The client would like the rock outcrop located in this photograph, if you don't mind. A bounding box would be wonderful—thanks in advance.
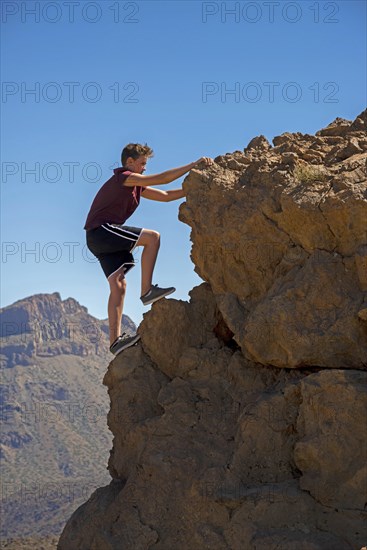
[58,110,367,550]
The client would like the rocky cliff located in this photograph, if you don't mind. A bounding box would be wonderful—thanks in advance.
[58,110,367,550]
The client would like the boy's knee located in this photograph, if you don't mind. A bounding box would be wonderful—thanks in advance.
[109,271,127,292]
[146,230,160,246]
[136,229,160,247]
[148,229,159,239]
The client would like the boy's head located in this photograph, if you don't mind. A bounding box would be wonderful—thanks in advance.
[121,143,154,174]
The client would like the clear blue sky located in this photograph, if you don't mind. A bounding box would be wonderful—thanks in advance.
[1,0,366,327]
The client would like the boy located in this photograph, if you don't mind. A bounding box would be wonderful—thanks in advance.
[84,143,214,355]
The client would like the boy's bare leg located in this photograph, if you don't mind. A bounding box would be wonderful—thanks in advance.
[106,230,159,345]
[107,268,127,346]
[134,229,160,296]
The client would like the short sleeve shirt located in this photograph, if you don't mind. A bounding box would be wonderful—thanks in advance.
[83,167,146,231]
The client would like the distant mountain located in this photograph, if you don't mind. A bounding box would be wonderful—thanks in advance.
[0,291,136,366]
[0,292,136,541]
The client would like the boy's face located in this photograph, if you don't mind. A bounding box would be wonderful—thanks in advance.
[126,155,148,174]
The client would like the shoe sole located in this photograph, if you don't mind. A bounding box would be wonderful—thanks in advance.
[110,334,141,356]
[141,288,176,306]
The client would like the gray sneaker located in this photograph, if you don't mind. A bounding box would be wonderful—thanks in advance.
[140,284,176,306]
[109,332,141,355]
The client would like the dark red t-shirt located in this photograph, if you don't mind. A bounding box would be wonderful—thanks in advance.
[83,167,146,231]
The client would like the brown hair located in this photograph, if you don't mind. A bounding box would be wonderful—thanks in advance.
[121,143,154,166]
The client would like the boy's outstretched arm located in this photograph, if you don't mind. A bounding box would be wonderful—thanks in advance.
[125,157,214,187]
[140,186,185,202]
[165,188,186,202]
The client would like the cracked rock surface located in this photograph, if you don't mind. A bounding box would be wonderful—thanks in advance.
[58,110,367,550]
[179,109,367,368]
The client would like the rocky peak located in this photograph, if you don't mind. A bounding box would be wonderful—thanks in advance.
[0,293,134,365]
[58,110,367,550]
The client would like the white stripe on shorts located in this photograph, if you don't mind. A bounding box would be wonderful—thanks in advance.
[101,224,137,241]
[105,223,141,238]
[130,231,143,253]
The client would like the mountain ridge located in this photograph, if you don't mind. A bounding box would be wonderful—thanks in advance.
[0,291,136,366]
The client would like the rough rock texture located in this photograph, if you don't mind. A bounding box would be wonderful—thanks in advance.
[180,111,367,369]
[58,110,367,550]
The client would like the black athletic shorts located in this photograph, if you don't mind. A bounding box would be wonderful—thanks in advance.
[86,223,144,279]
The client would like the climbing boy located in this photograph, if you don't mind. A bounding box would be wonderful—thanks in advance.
[84,143,214,355]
